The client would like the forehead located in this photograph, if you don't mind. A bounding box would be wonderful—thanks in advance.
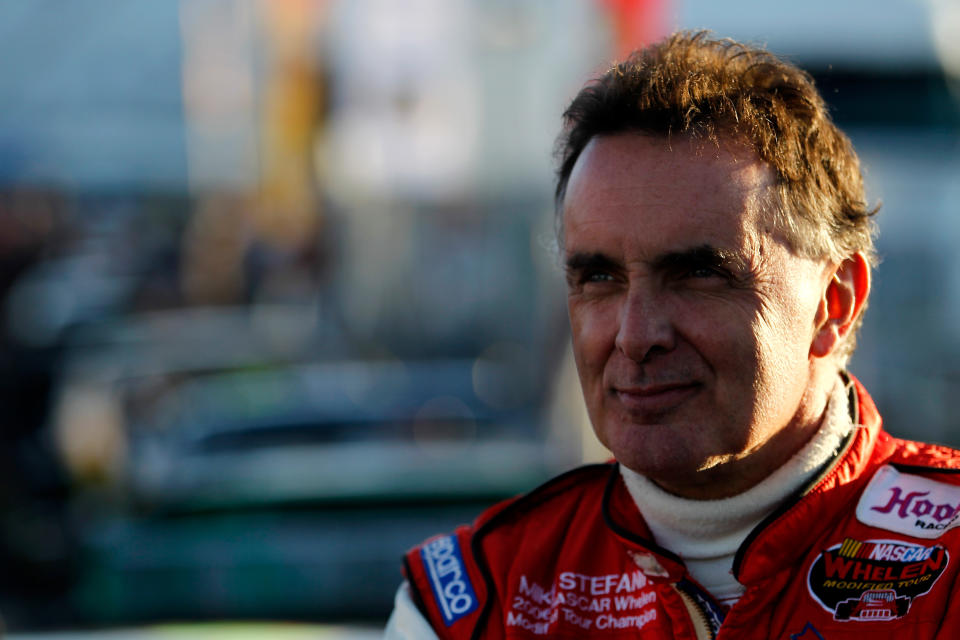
[562,134,776,255]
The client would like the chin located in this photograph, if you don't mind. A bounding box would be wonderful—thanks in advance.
[608,440,706,479]
[617,454,703,481]
[599,418,703,470]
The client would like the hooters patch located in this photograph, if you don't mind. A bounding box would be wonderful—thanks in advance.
[856,465,960,538]
[806,537,948,621]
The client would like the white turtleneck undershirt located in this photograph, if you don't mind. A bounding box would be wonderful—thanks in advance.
[619,378,854,607]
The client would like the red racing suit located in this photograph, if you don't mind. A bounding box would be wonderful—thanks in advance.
[403,378,960,639]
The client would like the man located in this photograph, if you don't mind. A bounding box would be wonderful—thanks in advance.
[385,31,960,638]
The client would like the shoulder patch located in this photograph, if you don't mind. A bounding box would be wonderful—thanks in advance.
[420,534,479,626]
[856,465,960,538]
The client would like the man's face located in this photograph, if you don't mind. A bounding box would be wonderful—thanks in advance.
[563,133,833,498]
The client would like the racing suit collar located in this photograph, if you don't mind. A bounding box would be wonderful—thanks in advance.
[733,375,891,584]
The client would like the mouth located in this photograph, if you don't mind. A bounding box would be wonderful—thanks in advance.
[612,382,701,414]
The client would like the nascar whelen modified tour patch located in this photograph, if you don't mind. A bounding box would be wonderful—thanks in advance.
[806,537,948,621]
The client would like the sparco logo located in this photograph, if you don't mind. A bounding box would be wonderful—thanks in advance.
[856,466,960,539]
[421,534,478,625]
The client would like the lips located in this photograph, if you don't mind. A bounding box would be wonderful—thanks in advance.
[613,381,700,414]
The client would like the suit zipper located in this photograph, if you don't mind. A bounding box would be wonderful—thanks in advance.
[672,584,717,640]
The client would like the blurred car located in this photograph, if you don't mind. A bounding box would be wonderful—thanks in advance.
[7,622,383,640]
[41,308,565,628]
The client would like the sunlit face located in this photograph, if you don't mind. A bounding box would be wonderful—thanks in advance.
[563,134,833,498]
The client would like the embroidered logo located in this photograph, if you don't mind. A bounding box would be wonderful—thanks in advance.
[789,622,826,640]
[505,569,658,634]
[806,537,948,621]
[421,534,478,625]
[856,465,960,538]
[627,550,669,578]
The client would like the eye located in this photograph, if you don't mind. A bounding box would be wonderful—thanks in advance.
[687,266,723,279]
[564,253,622,291]
[583,270,615,284]
[565,268,617,292]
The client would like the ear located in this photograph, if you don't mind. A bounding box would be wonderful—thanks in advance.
[810,252,871,359]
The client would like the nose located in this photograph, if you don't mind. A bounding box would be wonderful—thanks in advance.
[614,286,676,362]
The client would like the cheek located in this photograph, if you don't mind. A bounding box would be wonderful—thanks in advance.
[567,299,618,380]
[764,254,826,352]
[765,282,822,364]
[679,297,762,371]
[748,286,822,411]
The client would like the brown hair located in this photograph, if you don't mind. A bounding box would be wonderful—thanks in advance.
[556,31,876,259]
[555,31,877,358]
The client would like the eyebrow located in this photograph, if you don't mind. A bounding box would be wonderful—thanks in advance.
[565,244,750,279]
[652,244,748,274]
[564,252,620,275]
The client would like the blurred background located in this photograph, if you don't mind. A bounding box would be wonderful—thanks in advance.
[1,0,959,637]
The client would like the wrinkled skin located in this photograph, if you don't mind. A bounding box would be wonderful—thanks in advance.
[562,133,844,499]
